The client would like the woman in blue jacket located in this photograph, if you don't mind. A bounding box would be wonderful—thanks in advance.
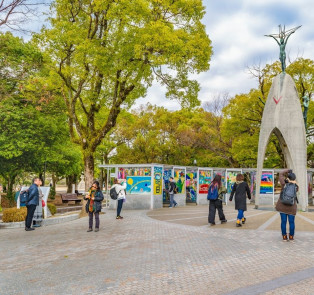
[85,181,104,232]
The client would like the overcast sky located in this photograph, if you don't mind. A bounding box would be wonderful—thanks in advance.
[14,0,314,110]
[137,0,314,110]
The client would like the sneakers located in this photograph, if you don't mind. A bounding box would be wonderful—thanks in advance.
[221,220,227,224]
[87,228,93,232]
[25,227,35,231]
[236,220,242,227]
[174,203,177,207]
[209,223,215,226]
[116,216,124,219]
[242,217,246,224]
[289,234,294,241]
[282,234,288,241]
[94,228,99,232]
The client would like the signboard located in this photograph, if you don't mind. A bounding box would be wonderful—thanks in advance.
[153,166,162,195]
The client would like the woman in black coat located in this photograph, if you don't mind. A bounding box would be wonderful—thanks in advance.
[85,181,104,232]
[229,174,251,227]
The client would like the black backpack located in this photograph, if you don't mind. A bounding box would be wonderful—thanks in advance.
[110,187,120,200]
[280,183,297,206]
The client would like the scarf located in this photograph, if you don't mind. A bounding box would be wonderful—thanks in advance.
[88,189,97,212]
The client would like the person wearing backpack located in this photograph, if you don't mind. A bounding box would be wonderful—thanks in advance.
[229,174,251,227]
[208,175,227,225]
[85,181,104,232]
[168,177,178,208]
[111,178,127,219]
[275,170,298,241]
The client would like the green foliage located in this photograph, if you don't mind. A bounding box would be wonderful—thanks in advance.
[49,186,56,199]
[35,0,212,184]
[0,32,83,199]
[47,203,57,215]
[2,207,27,223]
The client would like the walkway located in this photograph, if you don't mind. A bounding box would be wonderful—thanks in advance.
[0,206,313,294]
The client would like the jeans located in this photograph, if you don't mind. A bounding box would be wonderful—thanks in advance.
[169,193,177,207]
[89,212,99,229]
[280,213,295,236]
[208,199,226,224]
[237,209,244,220]
[117,199,123,216]
[25,204,36,228]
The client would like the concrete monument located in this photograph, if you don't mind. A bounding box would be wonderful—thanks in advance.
[256,25,307,211]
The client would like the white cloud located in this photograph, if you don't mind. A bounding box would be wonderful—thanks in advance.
[10,0,314,111]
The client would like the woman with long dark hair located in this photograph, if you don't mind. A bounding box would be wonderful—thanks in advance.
[85,181,104,232]
[208,175,227,225]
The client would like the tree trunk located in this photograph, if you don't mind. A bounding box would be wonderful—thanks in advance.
[80,153,95,217]
[6,174,17,206]
[66,174,77,193]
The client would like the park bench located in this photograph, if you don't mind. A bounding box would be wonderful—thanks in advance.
[60,193,82,205]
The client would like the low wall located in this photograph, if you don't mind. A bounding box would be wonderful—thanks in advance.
[109,194,152,210]
[153,195,163,209]
[197,194,208,205]
[173,194,186,207]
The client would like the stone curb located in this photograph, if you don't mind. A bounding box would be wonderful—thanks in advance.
[0,213,80,229]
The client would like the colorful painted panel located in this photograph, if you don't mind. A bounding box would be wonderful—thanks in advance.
[199,170,212,194]
[118,167,151,179]
[126,176,151,194]
[226,171,241,193]
[260,171,274,194]
[186,171,197,203]
[154,167,162,195]
[163,169,172,202]
[174,169,185,194]
[214,170,225,186]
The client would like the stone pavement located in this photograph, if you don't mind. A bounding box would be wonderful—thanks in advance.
[0,205,313,295]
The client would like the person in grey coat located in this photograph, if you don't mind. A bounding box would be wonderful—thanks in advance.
[25,178,41,231]
[229,174,251,227]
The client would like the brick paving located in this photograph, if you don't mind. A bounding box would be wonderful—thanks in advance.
[0,205,313,295]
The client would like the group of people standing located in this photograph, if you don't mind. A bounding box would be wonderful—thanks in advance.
[207,171,298,241]
[25,170,299,241]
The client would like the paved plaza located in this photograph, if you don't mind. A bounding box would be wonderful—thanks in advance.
[0,205,314,295]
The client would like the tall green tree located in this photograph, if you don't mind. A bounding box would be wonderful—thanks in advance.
[37,0,212,188]
[0,32,82,201]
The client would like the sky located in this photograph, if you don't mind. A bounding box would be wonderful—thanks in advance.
[137,0,314,110]
[11,0,314,110]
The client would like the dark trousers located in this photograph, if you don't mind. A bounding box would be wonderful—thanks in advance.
[117,199,123,217]
[89,212,99,229]
[208,199,226,224]
[25,204,36,228]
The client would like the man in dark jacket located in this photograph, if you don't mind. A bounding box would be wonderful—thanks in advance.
[25,178,41,231]
[168,177,177,208]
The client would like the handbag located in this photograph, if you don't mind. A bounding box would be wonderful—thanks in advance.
[42,199,46,207]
